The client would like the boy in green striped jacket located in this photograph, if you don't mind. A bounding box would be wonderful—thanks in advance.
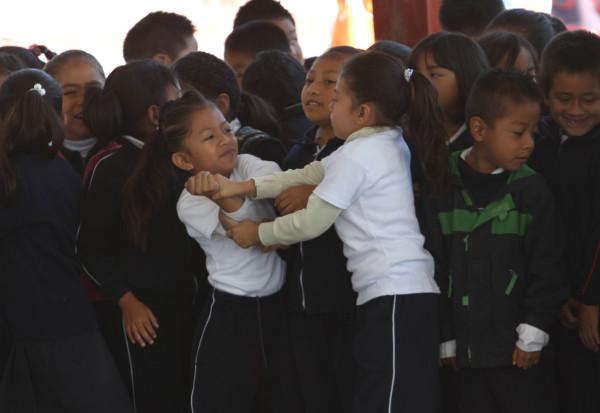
[419,68,569,413]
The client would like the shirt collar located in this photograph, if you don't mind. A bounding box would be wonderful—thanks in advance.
[121,135,144,149]
[230,118,242,134]
[346,126,396,144]
[448,124,467,145]
[460,146,505,175]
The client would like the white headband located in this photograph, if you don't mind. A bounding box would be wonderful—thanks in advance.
[404,68,414,83]
[30,83,46,96]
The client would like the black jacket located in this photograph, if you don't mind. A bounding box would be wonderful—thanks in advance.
[528,118,600,304]
[420,152,569,368]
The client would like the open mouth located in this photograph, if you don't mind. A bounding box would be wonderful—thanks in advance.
[74,113,84,120]
[305,100,322,107]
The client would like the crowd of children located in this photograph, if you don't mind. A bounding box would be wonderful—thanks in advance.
[0,0,600,412]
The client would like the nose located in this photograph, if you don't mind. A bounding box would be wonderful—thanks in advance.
[568,99,585,116]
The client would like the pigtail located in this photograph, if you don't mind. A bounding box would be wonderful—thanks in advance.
[83,85,123,148]
[405,71,450,197]
[0,89,64,205]
[238,91,280,137]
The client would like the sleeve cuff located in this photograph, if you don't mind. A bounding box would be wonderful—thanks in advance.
[439,340,456,359]
[516,323,549,352]
[258,221,279,247]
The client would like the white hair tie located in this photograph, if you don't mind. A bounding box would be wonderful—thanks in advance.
[404,68,414,83]
[30,83,46,96]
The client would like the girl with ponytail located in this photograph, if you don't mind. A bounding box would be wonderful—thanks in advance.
[0,69,132,412]
[188,50,451,412]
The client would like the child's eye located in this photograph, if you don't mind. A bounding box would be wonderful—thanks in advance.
[324,80,337,85]
[556,97,570,103]
[583,97,599,104]
[224,128,233,134]
[513,131,524,137]
[63,90,76,96]
[305,78,314,85]
[204,135,214,141]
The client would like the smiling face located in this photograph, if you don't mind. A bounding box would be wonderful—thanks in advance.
[545,71,600,137]
[181,106,238,176]
[53,59,104,141]
[469,99,540,173]
[302,56,341,126]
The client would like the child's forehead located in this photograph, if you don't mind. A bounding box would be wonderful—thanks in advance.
[550,70,600,93]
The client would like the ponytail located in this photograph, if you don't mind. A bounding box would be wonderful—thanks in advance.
[405,71,450,197]
[83,85,123,148]
[238,91,280,137]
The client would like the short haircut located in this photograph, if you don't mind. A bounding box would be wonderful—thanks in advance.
[543,13,567,35]
[123,11,195,62]
[225,20,290,56]
[466,68,542,128]
[439,0,505,37]
[319,46,362,62]
[486,8,553,61]
[407,32,489,124]
[233,0,295,28]
[242,50,305,112]
[44,49,105,81]
[367,40,410,64]
[172,51,241,119]
[539,30,600,95]
[0,53,25,78]
[478,31,537,72]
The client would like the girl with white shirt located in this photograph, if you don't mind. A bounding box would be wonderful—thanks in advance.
[188,51,451,413]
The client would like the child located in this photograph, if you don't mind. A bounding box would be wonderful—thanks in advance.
[172,51,286,164]
[163,92,302,412]
[408,32,489,152]
[0,68,132,412]
[439,0,505,37]
[420,68,568,413]
[276,45,361,413]
[527,30,600,413]
[76,61,203,413]
[224,20,291,87]
[189,50,450,412]
[123,11,197,66]
[234,0,304,65]
[478,31,537,81]
[44,50,113,177]
[243,50,312,150]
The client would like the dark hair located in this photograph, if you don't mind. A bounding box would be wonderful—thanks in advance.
[478,31,537,73]
[121,91,212,248]
[172,51,279,135]
[44,49,106,81]
[0,69,64,205]
[486,8,554,61]
[439,0,505,37]
[539,30,600,95]
[83,60,178,147]
[367,41,410,64]
[0,46,46,69]
[543,13,567,35]
[341,51,450,196]
[466,68,542,128]
[225,20,291,56]
[242,50,305,112]
[123,11,196,62]
[0,53,25,80]
[233,0,295,28]
[407,32,489,124]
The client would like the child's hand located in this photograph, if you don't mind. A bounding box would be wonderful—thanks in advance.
[118,292,159,347]
[578,303,600,352]
[274,185,316,215]
[440,357,459,371]
[512,347,540,370]
[185,171,220,197]
[559,296,580,329]
[226,219,261,248]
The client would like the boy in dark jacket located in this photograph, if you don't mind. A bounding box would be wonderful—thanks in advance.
[420,69,568,413]
[527,30,600,413]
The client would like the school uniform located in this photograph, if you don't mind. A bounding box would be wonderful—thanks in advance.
[283,124,357,413]
[77,136,207,413]
[232,117,287,167]
[0,155,132,413]
[420,150,569,413]
[177,154,302,413]
[254,126,441,413]
[278,103,313,151]
[528,117,600,413]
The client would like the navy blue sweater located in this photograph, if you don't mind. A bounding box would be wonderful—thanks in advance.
[0,156,97,339]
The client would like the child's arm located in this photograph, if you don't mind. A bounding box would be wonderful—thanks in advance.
[275,185,317,215]
[184,171,244,213]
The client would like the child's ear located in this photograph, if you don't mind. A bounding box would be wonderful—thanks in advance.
[469,116,488,142]
[152,53,173,67]
[171,151,195,172]
[355,102,374,126]
[214,93,231,116]
[147,104,160,129]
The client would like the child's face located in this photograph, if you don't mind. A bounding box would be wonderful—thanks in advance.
[329,76,360,140]
[497,47,536,80]
[302,57,340,126]
[224,50,253,88]
[545,71,600,137]
[414,52,460,121]
[54,59,104,141]
[270,17,304,64]
[182,106,238,176]
[469,100,539,173]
